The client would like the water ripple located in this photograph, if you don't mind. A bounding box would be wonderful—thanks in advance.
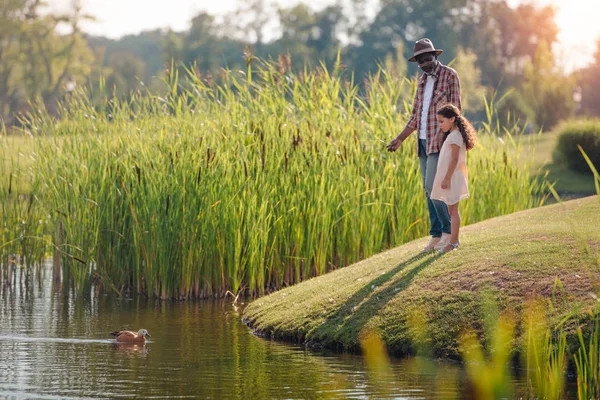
[0,335,114,344]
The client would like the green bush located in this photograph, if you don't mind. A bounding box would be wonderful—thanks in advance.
[554,119,600,174]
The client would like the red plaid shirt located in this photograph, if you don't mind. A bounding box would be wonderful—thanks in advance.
[406,63,461,155]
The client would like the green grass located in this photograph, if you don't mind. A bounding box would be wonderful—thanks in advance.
[521,130,597,197]
[243,195,600,359]
[0,133,50,271]
[0,133,37,195]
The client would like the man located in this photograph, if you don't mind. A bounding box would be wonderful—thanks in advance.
[386,38,462,252]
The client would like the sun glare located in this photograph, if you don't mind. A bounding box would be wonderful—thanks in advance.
[522,0,600,70]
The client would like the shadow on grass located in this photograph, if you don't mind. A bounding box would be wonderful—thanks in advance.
[309,251,440,350]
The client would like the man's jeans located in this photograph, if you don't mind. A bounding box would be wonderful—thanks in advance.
[418,139,451,238]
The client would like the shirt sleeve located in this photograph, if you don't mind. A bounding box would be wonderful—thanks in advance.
[406,85,420,130]
[449,70,462,111]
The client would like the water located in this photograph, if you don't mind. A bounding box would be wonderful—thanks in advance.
[0,265,559,399]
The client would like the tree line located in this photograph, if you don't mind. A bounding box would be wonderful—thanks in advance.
[2,0,599,129]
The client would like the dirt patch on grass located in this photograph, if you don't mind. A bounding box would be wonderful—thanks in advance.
[524,233,600,249]
[418,266,598,300]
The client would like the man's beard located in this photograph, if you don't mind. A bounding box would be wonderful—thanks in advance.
[419,60,438,75]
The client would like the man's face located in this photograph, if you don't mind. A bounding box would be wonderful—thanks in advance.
[416,52,437,75]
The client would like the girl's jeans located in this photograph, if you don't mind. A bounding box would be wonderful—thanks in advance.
[418,139,451,238]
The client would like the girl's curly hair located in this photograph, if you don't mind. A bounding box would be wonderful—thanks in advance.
[437,103,477,151]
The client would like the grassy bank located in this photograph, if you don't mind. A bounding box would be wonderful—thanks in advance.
[243,195,600,358]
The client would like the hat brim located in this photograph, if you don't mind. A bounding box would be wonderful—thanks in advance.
[408,49,443,62]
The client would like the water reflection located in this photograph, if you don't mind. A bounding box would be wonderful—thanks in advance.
[111,342,150,356]
[0,264,471,399]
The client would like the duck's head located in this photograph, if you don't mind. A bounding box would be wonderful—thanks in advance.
[138,329,151,338]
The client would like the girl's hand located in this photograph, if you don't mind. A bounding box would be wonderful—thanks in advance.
[441,177,451,190]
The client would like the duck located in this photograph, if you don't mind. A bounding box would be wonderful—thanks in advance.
[110,329,151,343]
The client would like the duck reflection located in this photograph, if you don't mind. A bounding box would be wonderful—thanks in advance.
[111,342,150,356]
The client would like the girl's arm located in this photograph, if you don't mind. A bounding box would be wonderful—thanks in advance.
[441,144,460,189]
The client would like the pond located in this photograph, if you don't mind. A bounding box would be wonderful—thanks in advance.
[0,264,559,399]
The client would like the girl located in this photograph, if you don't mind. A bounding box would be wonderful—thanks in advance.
[430,103,477,253]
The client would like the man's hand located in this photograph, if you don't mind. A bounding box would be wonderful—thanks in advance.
[441,177,451,190]
[386,137,402,152]
[386,127,415,152]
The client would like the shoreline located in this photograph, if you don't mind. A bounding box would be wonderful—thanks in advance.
[242,196,600,359]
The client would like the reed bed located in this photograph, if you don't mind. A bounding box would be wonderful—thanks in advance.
[0,135,50,284]
[4,60,543,298]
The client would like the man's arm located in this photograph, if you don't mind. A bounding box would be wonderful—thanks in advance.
[386,86,420,152]
[406,85,420,131]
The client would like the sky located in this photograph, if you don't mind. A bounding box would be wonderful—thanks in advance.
[49,0,600,71]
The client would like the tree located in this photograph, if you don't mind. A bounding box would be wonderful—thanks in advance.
[229,0,271,46]
[87,30,163,84]
[461,0,559,87]
[348,0,476,80]
[497,3,558,73]
[273,4,317,66]
[182,12,221,71]
[0,0,27,123]
[309,4,346,62]
[452,47,487,115]
[580,39,600,117]
[104,51,146,97]
[161,29,183,67]
[381,41,413,105]
[20,0,94,116]
[383,40,407,79]
[522,41,576,129]
[0,0,94,122]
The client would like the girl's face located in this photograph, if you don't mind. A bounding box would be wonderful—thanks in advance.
[437,114,456,133]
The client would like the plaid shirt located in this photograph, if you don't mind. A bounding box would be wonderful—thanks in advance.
[406,63,461,155]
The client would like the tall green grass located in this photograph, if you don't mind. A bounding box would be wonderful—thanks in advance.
[572,147,600,399]
[4,59,543,298]
[0,133,49,283]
